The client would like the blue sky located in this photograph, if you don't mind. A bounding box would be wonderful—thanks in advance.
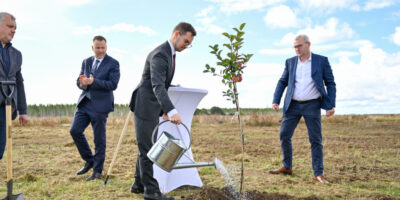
[1,0,400,114]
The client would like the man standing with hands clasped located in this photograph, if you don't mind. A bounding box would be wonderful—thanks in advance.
[129,22,196,200]
[70,35,120,181]
[0,12,29,160]
[269,34,336,184]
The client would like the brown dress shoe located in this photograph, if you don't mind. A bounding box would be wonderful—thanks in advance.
[268,167,293,175]
[314,176,330,184]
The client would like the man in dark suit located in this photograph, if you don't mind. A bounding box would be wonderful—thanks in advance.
[70,35,120,181]
[0,12,29,160]
[129,22,196,200]
[269,34,336,184]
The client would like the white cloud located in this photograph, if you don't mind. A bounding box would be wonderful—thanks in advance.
[264,5,298,28]
[392,27,400,46]
[331,51,359,58]
[207,0,286,13]
[278,18,355,45]
[334,42,400,114]
[296,0,357,10]
[196,7,225,35]
[73,23,157,36]
[259,47,292,55]
[363,0,396,11]
[57,0,91,6]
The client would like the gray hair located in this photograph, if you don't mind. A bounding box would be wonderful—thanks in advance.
[0,12,16,25]
[295,34,310,43]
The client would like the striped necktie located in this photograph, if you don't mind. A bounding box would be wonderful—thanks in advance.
[92,59,100,73]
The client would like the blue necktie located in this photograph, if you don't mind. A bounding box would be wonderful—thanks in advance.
[92,59,100,74]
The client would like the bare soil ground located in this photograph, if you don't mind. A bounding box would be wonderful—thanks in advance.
[0,114,399,199]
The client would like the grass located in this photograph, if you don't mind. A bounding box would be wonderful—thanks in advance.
[0,114,399,199]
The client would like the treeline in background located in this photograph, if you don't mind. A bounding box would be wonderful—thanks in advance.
[27,104,276,117]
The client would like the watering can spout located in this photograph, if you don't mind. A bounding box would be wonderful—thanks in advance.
[172,161,216,170]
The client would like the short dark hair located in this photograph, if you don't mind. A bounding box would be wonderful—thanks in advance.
[93,35,107,43]
[173,22,196,36]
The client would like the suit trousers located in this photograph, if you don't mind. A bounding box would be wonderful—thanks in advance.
[133,114,160,194]
[279,100,324,177]
[70,99,108,173]
[0,106,6,160]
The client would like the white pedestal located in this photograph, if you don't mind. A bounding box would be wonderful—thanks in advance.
[153,86,208,193]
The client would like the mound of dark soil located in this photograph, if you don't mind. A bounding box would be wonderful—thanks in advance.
[181,186,321,200]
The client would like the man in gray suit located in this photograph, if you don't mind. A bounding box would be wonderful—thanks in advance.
[0,12,29,160]
[129,22,196,200]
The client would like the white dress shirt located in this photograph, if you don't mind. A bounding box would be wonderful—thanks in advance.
[293,54,321,101]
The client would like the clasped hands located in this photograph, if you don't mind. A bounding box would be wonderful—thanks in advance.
[79,74,94,86]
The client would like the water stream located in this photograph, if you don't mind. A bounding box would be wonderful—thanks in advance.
[214,157,251,200]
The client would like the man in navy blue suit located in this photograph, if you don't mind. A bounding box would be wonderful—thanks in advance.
[269,34,336,184]
[70,35,120,181]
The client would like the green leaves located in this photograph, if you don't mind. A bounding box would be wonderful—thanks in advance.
[203,23,252,105]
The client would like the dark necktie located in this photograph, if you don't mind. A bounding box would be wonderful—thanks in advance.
[172,54,176,76]
[92,59,100,74]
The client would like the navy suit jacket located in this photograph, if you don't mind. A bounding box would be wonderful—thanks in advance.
[76,54,120,113]
[0,45,27,119]
[273,53,336,114]
[129,41,175,121]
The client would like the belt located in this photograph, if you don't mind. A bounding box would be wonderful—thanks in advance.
[292,98,320,104]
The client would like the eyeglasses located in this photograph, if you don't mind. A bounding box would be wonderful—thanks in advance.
[294,42,308,49]
[179,32,192,48]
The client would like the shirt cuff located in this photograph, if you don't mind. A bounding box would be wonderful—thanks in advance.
[80,83,87,90]
[19,109,27,115]
[167,109,178,118]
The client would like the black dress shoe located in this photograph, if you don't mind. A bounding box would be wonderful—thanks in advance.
[76,162,93,175]
[86,172,102,181]
[144,192,174,200]
[130,182,144,194]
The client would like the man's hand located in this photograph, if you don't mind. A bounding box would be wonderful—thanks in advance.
[169,113,182,125]
[87,74,94,85]
[79,74,88,86]
[79,74,94,86]
[162,113,169,121]
[272,103,279,112]
[326,107,335,117]
[19,114,29,126]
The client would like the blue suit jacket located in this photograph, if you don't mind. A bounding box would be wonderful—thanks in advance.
[273,53,336,114]
[76,54,120,113]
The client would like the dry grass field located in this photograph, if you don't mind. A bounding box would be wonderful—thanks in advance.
[0,114,399,199]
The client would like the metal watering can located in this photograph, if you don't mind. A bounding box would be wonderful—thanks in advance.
[147,120,216,172]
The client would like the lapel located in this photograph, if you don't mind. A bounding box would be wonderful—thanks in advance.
[86,57,94,76]
[164,41,173,81]
[291,56,298,83]
[311,53,318,76]
[7,47,16,76]
[95,54,109,75]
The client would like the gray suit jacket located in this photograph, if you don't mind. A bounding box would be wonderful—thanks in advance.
[0,45,27,118]
[129,41,175,121]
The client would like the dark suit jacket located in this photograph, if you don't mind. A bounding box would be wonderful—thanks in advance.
[273,53,336,114]
[76,54,120,113]
[0,45,27,119]
[129,41,175,120]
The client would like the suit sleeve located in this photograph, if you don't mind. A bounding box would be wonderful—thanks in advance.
[272,59,289,104]
[91,60,120,91]
[150,53,174,114]
[323,57,336,108]
[16,55,27,115]
[76,60,88,90]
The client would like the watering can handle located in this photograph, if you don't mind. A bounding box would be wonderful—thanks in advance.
[151,120,192,150]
